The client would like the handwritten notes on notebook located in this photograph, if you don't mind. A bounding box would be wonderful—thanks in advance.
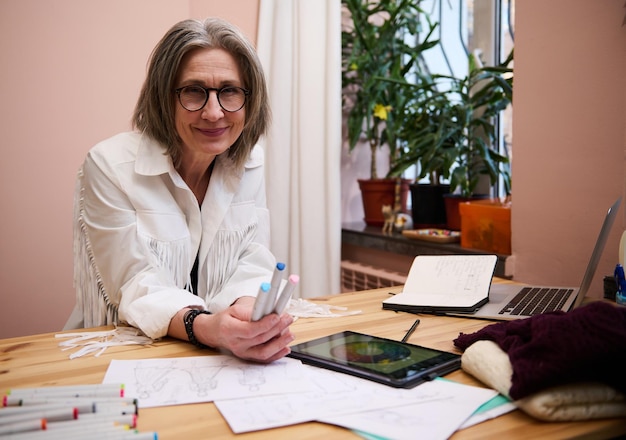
[382,255,497,313]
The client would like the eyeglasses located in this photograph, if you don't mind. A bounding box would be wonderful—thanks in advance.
[175,85,250,112]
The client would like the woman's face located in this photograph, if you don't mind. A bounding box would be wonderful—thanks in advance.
[174,47,246,162]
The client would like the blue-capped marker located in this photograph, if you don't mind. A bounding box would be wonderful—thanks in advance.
[614,264,626,305]
[263,262,286,316]
[251,282,271,321]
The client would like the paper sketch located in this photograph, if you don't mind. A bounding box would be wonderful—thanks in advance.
[320,379,498,440]
[214,365,496,435]
[102,355,313,408]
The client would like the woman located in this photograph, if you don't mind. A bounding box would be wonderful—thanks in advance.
[66,18,294,363]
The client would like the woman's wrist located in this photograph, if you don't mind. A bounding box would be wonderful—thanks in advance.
[183,309,212,348]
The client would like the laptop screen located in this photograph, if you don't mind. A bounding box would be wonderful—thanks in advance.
[574,197,621,308]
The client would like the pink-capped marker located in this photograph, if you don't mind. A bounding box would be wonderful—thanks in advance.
[273,275,299,315]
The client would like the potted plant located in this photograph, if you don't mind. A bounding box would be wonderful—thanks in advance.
[342,0,439,226]
[447,51,513,195]
[441,49,513,230]
[391,49,512,230]
[390,80,459,228]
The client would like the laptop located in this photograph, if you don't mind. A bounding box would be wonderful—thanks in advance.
[452,197,621,321]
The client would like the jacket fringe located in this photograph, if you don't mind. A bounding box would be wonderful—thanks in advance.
[205,222,256,299]
[74,169,194,328]
[73,167,118,328]
[144,236,191,290]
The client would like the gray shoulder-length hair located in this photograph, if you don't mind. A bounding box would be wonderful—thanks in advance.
[132,18,271,169]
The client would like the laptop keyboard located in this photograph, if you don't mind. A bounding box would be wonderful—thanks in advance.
[499,287,574,316]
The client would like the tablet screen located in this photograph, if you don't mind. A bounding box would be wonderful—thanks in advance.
[288,331,461,388]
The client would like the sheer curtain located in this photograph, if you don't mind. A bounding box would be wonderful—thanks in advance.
[257,0,341,298]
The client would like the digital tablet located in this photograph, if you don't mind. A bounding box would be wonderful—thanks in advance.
[287,331,461,388]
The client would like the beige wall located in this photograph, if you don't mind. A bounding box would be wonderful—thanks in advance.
[0,0,259,338]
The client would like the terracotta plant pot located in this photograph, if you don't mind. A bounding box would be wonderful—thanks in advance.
[358,178,410,227]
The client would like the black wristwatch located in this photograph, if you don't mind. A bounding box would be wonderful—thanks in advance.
[183,309,212,349]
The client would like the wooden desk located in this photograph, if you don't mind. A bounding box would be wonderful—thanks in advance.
[1,286,625,439]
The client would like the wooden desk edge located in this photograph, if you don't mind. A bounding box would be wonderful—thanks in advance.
[1,284,625,440]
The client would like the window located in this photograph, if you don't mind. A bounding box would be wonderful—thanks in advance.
[413,0,514,197]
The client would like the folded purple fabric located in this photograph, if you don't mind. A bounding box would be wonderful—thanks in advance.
[453,301,626,400]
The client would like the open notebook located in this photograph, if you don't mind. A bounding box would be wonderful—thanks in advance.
[454,197,621,320]
[382,254,497,314]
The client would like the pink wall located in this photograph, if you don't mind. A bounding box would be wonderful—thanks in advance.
[0,0,259,338]
[1,0,624,339]
[511,0,626,294]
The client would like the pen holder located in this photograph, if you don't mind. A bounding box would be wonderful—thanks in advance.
[614,262,626,306]
[605,275,626,304]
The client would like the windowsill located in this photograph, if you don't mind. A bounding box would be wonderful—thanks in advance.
[342,222,509,278]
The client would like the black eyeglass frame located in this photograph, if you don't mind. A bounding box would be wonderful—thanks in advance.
[174,85,251,113]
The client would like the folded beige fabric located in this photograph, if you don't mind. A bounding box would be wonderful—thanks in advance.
[461,340,626,421]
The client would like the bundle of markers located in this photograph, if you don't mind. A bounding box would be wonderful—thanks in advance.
[251,262,299,321]
[0,384,156,439]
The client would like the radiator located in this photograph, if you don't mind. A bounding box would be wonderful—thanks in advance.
[340,260,407,292]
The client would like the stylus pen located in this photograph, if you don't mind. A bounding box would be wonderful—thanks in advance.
[401,319,420,342]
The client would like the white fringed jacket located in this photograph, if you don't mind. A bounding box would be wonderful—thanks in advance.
[65,132,276,339]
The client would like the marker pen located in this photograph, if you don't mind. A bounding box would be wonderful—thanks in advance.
[7,384,125,400]
[12,425,153,440]
[251,282,271,321]
[48,413,137,429]
[0,407,78,429]
[0,418,47,435]
[273,275,299,315]
[0,403,85,418]
[263,263,286,316]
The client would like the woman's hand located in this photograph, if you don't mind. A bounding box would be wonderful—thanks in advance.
[187,297,295,363]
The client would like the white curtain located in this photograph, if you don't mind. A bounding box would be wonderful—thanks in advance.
[257,0,342,298]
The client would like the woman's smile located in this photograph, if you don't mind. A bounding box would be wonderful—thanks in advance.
[197,126,228,137]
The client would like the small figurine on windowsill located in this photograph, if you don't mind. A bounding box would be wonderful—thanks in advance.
[381,178,413,234]
[382,204,398,234]
[382,205,413,234]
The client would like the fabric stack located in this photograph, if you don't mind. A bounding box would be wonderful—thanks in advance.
[454,301,626,421]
